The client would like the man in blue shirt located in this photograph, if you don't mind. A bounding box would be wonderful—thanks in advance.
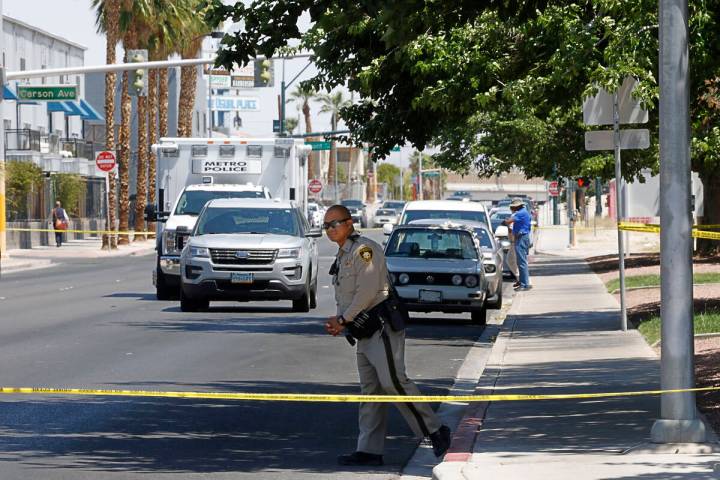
[504,199,532,291]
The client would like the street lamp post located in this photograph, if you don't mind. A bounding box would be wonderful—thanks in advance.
[651,0,707,443]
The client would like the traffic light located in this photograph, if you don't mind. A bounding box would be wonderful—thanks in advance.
[577,176,591,188]
[127,49,148,97]
[254,58,274,87]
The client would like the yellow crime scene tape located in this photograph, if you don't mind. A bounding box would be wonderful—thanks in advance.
[7,227,156,236]
[618,222,720,240]
[0,385,719,403]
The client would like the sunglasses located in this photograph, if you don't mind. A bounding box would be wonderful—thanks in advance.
[323,218,351,230]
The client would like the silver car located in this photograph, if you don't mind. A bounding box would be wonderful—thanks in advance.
[373,208,399,227]
[179,199,321,312]
[384,222,490,324]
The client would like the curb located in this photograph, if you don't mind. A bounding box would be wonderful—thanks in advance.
[609,282,720,295]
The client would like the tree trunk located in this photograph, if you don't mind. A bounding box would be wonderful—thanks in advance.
[118,70,131,245]
[696,167,720,256]
[159,68,169,138]
[103,70,118,250]
[177,65,197,137]
[134,95,148,239]
[147,68,158,239]
[303,102,315,180]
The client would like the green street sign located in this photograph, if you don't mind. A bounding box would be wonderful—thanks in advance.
[16,85,78,101]
[423,171,441,177]
[306,140,332,151]
[391,146,401,152]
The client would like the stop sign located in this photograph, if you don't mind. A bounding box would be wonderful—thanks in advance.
[548,180,560,196]
[308,179,323,194]
[95,151,116,172]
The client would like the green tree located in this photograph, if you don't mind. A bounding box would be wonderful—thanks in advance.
[287,84,318,178]
[52,174,86,218]
[5,161,43,221]
[376,163,401,199]
[317,90,351,193]
[284,117,299,135]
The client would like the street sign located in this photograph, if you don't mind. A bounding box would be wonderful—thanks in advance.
[391,146,401,152]
[584,129,650,151]
[95,150,116,172]
[17,84,78,101]
[548,180,560,196]
[583,76,649,126]
[209,74,231,88]
[306,140,332,151]
[273,120,281,133]
[308,179,323,194]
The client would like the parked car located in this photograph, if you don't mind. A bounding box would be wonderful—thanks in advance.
[382,200,406,212]
[373,208,400,227]
[341,199,367,227]
[179,198,321,312]
[384,200,492,236]
[307,202,323,228]
[490,208,513,232]
[384,222,490,324]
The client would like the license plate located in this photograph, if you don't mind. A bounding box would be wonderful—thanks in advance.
[419,289,442,303]
[230,272,254,284]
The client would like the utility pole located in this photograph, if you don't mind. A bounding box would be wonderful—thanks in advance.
[418,153,423,200]
[614,92,628,332]
[0,2,4,259]
[651,0,707,444]
[567,178,576,246]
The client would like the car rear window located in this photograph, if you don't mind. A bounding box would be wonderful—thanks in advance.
[386,228,478,260]
[401,209,487,225]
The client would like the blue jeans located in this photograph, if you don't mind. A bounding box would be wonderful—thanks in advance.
[515,233,531,287]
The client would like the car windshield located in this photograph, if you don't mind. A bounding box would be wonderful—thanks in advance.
[382,201,405,210]
[195,207,299,236]
[402,209,487,225]
[175,190,266,216]
[376,209,396,216]
[491,212,512,220]
[386,228,478,260]
[473,228,494,249]
[341,200,364,208]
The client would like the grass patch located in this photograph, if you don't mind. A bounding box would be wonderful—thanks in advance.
[606,272,720,293]
[637,310,720,346]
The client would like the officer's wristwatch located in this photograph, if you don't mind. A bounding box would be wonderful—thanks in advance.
[337,315,347,326]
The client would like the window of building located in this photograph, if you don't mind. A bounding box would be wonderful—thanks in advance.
[203,113,207,134]
[19,58,25,71]
[4,120,11,130]
[191,145,208,157]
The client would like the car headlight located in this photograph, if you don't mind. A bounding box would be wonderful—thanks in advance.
[163,230,177,255]
[399,273,410,284]
[464,275,478,288]
[277,247,302,259]
[452,274,463,286]
[484,263,497,274]
[189,246,209,258]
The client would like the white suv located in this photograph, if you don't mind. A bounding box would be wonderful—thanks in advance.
[179,199,321,312]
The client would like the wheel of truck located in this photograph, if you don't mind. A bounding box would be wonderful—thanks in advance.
[180,286,209,312]
[470,306,487,326]
[292,279,311,313]
[309,276,318,309]
[486,283,503,310]
[156,259,175,300]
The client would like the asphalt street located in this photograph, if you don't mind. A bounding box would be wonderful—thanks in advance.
[0,231,508,479]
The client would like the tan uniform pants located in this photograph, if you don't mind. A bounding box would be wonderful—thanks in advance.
[355,327,442,454]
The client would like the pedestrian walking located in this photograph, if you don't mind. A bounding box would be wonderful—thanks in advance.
[323,205,451,467]
[504,198,532,290]
[50,201,69,248]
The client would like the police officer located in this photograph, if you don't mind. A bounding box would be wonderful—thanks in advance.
[323,205,451,467]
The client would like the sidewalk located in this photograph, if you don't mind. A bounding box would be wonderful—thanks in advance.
[0,238,155,274]
[433,232,719,479]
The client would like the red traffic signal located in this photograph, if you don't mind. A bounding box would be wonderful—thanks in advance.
[577,177,591,188]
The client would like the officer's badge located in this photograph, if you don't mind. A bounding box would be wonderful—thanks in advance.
[359,246,373,263]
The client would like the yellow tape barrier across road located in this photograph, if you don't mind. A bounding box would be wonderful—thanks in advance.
[7,227,155,236]
[618,222,720,241]
[0,385,718,403]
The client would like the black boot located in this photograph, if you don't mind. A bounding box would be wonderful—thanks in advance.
[429,425,452,457]
[337,451,383,466]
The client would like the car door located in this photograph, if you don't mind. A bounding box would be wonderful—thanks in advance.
[296,208,318,281]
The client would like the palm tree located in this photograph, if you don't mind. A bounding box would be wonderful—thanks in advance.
[92,0,121,249]
[284,117,299,135]
[287,84,317,179]
[318,90,351,199]
[177,3,210,137]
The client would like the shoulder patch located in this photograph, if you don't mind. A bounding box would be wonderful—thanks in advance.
[358,246,373,263]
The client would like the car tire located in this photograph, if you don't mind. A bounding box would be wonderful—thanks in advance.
[487,283,503,309]
[293,279,311,313]
[471,306,487,325]
[156,259,176,300]
[309,274,318,310]
[180,287,209,312]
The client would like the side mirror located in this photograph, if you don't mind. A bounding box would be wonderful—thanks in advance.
[144,204,157,222]
[306,228,323,238]
[494,225,509,238]
[383,223,394,236]
[500,240,511,250]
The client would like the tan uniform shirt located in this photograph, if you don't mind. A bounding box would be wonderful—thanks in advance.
[333,233,389,322]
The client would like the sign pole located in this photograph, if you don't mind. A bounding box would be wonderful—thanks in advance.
[614,91,628,332]
[651,0,707,444]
